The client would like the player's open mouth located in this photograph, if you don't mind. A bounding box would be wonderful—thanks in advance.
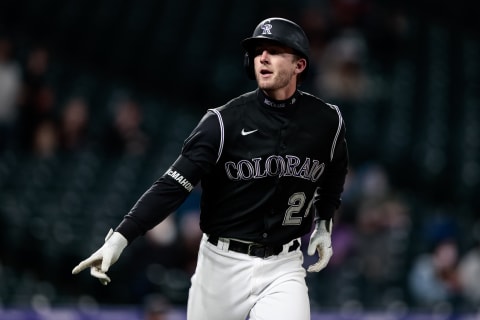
[260,70,273,76]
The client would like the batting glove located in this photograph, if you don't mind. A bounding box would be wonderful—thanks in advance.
[307,219,333,272]
[72,228,128,285]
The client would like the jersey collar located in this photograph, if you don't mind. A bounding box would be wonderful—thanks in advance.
[257,89,300,109]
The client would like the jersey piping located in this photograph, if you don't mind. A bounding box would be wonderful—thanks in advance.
[209,108,225,163]
[327,103,343,162]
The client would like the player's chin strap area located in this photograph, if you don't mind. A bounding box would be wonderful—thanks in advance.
[207,236,300,259]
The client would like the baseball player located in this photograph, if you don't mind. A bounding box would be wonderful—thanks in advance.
[72,17,349,320]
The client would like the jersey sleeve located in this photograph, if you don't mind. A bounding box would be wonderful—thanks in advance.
[115,111,222,242]
[314,118,349,222]
[181,109,223,174]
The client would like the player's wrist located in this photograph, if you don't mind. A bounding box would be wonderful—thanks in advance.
[107,231,128,250]
[114,220,142,244]
[314,218,333,234]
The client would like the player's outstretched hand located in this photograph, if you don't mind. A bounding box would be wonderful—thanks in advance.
[72,228,128,285]
[307,219,333,272]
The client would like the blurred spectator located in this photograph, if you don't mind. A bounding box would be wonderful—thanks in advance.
[408,238,463,310]
[127,213,196,302]
[102,97,149,156]
[357,163,390,201]
[145,215,178,249]
[32,118,58,158]
[337,164,411,307]
[23,46,49,85]
[140,215,183,271]
[58,96,91,153]
[143,294,171,320]
[343,163,391,210]
[132,198,202,276]
[16,46,55,151]
[0,35,21,151]
[314,29,376,104]
[176,210,202,275]
[354,195,411,308]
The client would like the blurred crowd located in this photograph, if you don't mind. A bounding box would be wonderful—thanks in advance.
[0,0,479,317]
[0,39,151,157]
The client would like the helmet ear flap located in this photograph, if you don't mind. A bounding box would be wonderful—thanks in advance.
[244,52,255,80]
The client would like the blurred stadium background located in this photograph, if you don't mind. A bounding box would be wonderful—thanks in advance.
[0,0,479,319]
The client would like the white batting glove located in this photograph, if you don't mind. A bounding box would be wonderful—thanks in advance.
[307,219,333,272]
[72,228,128,285]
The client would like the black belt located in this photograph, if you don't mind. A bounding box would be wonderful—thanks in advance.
[207,236,300,258]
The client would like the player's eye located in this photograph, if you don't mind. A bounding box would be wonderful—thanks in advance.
[253,48,265,56]
[253,47,280,56]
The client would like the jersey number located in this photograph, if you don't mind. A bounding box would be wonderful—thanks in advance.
[282,192,313,226]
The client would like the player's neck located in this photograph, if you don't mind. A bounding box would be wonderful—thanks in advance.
[258,88,299,109]
[261,86,297,101]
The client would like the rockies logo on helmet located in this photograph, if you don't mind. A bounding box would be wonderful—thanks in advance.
[261,22,272,35]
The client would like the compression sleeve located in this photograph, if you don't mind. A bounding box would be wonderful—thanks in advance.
[115,111,221,242]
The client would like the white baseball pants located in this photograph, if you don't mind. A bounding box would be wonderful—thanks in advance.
[187,234,310,320]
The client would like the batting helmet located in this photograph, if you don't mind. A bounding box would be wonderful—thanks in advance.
[242,17,310,80]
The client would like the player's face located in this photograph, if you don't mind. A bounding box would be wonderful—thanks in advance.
[253,43,306,99]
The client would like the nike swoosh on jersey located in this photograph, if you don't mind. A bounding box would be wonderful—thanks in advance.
[241,128,258,136]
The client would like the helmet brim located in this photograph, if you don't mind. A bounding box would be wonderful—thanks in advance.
[241,37,288,53]
[241,37,309,63]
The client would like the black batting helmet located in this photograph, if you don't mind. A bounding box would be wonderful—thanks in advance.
[241,17,310,80]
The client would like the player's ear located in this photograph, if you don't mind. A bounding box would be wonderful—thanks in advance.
[295,58,307,75]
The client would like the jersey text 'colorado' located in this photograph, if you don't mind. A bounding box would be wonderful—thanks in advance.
[224,155,325,182]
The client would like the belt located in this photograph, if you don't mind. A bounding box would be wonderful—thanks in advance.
[207,236,300,258]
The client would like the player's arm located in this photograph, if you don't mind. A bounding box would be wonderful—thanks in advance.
[72,110,222,284]
[113,155,202,241]
[115,110,221,241]
[307,119,349,272]
[313,123,348,222]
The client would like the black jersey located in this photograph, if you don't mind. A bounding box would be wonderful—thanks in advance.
[116,89,348,246]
